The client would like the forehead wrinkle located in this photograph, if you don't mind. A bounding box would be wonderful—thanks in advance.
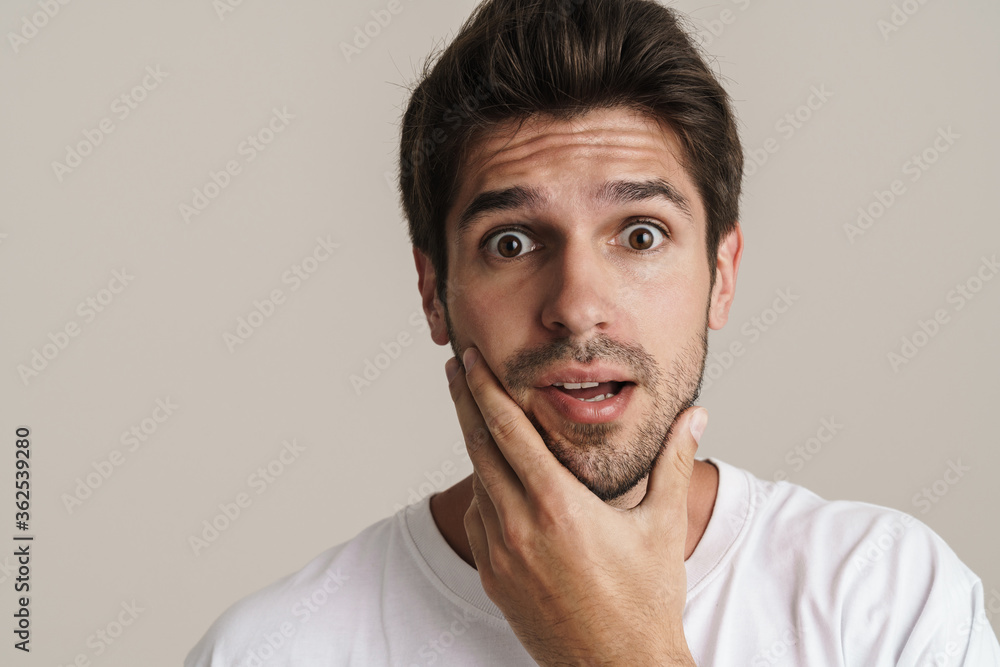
[476,127,665,170]
[451,112,701,242]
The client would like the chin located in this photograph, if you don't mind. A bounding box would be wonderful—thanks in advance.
[525,410,661,503]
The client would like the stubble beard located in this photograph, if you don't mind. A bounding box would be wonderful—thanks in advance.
[443,296,710,503]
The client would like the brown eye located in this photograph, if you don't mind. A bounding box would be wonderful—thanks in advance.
[497,234,522,257]
[617,221,667,251]
[485,229,537,259]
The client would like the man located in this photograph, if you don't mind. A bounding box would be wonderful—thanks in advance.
[186,0,1000,664]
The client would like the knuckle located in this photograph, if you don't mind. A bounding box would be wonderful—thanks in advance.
[466,426,491,454]
[464,499,480,526]
[446,364,461,388]
[465,370,488,395]
[486,411,521,443]
[478,567,499,596]
[471,475,490,504]
[501,519,528,551]
[536,501,579,539]
[488,545,514,580]
[670,443,695,480]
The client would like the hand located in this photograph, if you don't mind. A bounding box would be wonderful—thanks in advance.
[445,347,704,667]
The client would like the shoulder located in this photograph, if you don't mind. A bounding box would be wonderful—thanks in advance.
[734,466,975,583]
[730,465,996,659]
[184,511,401,667]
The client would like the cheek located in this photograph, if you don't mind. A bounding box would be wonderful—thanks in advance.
[627,276,708,345]
[450,285,532,359]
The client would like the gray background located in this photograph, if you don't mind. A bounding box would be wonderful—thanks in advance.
[1,0,997,664]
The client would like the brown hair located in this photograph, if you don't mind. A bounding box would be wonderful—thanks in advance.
[398,0,743,305]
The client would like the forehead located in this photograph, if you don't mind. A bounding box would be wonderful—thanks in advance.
[446,107,703,236]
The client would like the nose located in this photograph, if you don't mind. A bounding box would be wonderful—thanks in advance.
[540,237,617,337]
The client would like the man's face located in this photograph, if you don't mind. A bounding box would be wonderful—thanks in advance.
[416,106,740,505]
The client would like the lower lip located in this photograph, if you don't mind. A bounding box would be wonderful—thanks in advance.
[536,383,636,424]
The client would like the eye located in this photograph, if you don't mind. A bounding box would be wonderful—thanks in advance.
[616,220,668,252]
[483,228,539,260]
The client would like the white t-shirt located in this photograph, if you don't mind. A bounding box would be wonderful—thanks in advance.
[185,457,1000,666]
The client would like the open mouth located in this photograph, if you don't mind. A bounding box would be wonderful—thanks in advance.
[552,381,631,403]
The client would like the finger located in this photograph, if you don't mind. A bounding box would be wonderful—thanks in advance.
[471,470,503,547]
[463,497,490,573]
[446,355,525,518]
[636,406,705,518]
[461,347,580,504]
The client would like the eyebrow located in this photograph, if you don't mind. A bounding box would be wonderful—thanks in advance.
[455,178,693,241]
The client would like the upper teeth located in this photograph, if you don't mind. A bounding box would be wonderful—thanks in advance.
[553,381,605,389]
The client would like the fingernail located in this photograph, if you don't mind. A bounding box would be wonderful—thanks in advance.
[445,357,461,383]
[689,408,708,444]
[463,347,479,373]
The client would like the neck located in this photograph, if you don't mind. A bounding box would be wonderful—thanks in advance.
[429,459,719,570]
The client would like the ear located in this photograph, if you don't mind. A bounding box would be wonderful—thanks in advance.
[708,223,744,330]
[413,246,451,346]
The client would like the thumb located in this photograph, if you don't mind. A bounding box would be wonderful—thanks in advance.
[638,406,707,515]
